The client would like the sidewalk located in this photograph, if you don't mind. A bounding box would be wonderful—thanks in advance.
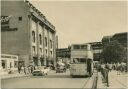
[84,72,98,88]
[97,70,128,89]
[1,72,31,79]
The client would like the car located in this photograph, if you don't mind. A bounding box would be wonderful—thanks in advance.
[40,67,50,75]
[56,66,66,73]
[32,70,44,76]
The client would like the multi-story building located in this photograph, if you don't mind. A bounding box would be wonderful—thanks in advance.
[101,32,127,63]
[102,35,113,45]
[102,32,127,46]
[112,32,127,47]
[56,48,71,59]
[1,0,57,67]
[89,42,103,61]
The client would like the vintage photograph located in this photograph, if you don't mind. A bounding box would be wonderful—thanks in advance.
[1,0,127,89]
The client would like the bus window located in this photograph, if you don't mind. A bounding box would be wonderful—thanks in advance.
[79,58,86,63]
[73,45,80,49]
[81,45,87,49]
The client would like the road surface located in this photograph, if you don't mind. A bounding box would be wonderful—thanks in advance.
[1,70,93,89]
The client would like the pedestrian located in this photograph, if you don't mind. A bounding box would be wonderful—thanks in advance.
[24,66,26,75]
[18,66,21,74]
[28,66,31,74]
[104,66,109,87]
[117,63,121,75]
[101,65,105,83]
[31,66,33,73]
[21,66,24,73]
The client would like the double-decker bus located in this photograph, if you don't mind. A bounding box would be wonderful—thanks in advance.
[70,43,93,77]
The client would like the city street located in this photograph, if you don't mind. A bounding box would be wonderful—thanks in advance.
[1,70,93,89]
[1,1,127,89]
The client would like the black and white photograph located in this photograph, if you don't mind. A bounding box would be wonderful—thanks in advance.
[0,0,127,89]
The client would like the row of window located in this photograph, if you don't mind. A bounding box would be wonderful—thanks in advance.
[32,31,53,48]
[32,46,53,56]
[73,45,87,49]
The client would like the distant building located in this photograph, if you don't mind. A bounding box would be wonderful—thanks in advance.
[56,48,71,59]
[1,0,57,67]
[101,32,127,63]
[102,32,127,47]
[89,42,103,61]
[102,35,113,45]
[112,32,127,47]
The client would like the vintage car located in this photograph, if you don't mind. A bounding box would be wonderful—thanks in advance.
[56,65,66,73]
[32,70,44,76]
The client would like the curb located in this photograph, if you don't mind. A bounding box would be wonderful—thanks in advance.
[1,74,31,80]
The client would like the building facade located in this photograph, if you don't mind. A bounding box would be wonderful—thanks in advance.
[56,48,71,59]
[89,42,103,61]
[1,0,57,67]
[102,32,127,62]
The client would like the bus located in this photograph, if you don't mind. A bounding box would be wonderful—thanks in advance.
[70,44,93,77]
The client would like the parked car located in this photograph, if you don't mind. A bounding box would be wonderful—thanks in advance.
[41,67,50,75]
[56,65,66,73]
[32,70,44,76]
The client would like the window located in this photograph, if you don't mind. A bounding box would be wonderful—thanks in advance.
[81,45,87,49]
[50,40,52,48]
[32,46,36,54]
[19,17,22,21]
[2,60,6,69]
[50,51,52,56]
[45,37,47,47]
[73,45,80,49]
[14,61,18,68]
[32,31,35,43]
[39,34,42,45]
[40,48,42,55]
[45,49,47,54]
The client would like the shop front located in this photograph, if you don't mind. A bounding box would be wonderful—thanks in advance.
[1,54,18,74]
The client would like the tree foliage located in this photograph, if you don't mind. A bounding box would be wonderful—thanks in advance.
[101,41,126,63]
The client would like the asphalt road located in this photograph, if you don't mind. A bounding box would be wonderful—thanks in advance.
[1,70,92,89]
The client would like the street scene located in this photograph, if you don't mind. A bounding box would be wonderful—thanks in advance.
[1,0,128,89]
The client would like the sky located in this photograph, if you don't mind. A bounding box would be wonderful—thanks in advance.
[30,1,127,48]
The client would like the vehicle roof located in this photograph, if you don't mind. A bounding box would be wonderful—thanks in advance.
[33,70,41,71]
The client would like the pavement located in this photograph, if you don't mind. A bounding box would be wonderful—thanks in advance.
[1,72,31,79]
[1,69,97,88]
[97,70,128,89]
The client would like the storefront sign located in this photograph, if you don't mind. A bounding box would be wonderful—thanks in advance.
[1,15,18,31]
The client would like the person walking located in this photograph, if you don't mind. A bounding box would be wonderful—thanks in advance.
[24,66,26,75]
[30,66,34,74]
[105,64,109,87]
[101,64,106,83]
[18,66,21,74]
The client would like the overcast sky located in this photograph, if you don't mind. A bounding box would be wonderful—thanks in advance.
[30,1,127,48]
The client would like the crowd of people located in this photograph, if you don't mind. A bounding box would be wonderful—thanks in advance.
[96,62,127,74]
[17,65,35,75]
[95,62,127,87]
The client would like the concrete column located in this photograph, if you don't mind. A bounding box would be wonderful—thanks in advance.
[42,25,45,66]
[28,15,33,66]
[53,33,57,67]
[47,29,50,65]
[36,22,41,66]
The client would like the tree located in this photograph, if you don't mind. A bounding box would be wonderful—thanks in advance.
[101,41,126,63]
